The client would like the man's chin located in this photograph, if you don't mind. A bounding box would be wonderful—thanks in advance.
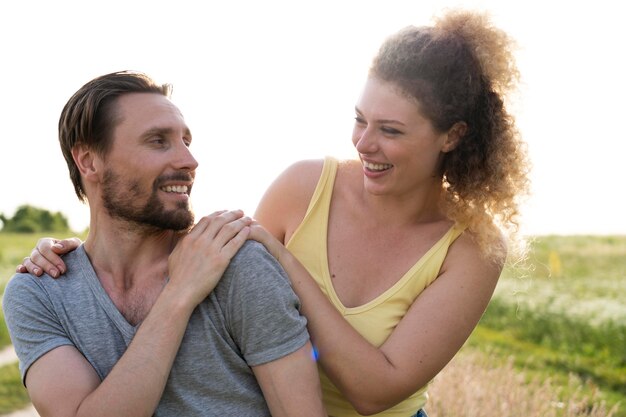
[162,211,194,231]
[137,206,194,232]
[171,219,194,232]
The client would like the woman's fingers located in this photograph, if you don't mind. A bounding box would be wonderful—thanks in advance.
[17,237,82,278]
[167,210,251,306]
[186,210,239,238]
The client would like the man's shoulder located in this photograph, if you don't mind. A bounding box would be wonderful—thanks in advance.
[3,247,92,309]
[232,240,270,261]
[3,271,42,300]
[2,272,56,330]
[217,241,288,291]
[61,244,90,270]
[228,241,283,275]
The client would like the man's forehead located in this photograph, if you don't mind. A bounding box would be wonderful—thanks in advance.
[117,92,180,114]
[115,93,188,130]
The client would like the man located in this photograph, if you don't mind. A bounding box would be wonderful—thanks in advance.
[2,71,325,417]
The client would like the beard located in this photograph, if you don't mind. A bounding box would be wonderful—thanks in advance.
[102,169,194,232]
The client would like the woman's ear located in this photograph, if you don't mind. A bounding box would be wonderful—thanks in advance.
[442,121,467,153]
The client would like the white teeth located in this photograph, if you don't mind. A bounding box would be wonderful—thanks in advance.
[161,185,188,194]
[363,161,392,171]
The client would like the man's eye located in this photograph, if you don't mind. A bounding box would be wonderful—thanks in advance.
[354,116,366,125]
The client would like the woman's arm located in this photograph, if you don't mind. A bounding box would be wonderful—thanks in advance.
[253,164,505,414]
[252,223,503,414]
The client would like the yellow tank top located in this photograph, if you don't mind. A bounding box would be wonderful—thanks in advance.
[286,157,465,417]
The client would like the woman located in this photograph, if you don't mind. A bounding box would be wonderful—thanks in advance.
[19,9,529,417]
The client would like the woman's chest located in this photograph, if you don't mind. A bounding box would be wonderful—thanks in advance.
[326,221,440,308]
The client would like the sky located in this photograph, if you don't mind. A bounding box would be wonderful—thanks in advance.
[1,0,624,236]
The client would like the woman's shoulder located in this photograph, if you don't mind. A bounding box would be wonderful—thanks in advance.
[443,226,507,281]
[285,158,325,169]
[282,157,360,175]
[276,157,361,193]
[262,159,325,205]
[255,159,326,238]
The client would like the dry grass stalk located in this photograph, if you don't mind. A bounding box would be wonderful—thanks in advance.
[427,350,619,417]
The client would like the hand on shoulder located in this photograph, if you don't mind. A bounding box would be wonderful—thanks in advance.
[16,237,82,278]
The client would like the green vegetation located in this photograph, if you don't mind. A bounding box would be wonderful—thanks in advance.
[1,205,71,234]
[0,362,30,414]
[470,235,626,416]
[0,310,9,348]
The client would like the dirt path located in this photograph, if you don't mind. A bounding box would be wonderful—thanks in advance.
[0,345,17,367]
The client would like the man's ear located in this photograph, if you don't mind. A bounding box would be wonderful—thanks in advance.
[441,121,467,153]
[71,144,100,180]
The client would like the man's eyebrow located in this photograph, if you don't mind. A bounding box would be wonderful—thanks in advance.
[142,127,172,137]
[142,126,192,138]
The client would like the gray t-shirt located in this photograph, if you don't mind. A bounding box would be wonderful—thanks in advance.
[3,241,310,416]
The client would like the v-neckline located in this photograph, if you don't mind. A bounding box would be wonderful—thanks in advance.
[76,245,140,340]
[320,219,457,313]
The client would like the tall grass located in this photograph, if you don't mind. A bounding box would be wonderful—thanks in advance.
[480,299,625,386]
[473,235,626,415]
[429,349,619,417]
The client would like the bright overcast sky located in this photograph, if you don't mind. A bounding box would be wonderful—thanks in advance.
[1,0,624,236]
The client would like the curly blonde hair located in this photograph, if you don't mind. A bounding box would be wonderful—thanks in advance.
[370,10,530,260]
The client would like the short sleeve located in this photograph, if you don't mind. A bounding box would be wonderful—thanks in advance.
[2,274,74,383]
[218,242,310,367]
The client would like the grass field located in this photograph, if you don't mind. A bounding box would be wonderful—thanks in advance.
[0,233,624,416]
[470,235,626,416]
[429,348,620,417]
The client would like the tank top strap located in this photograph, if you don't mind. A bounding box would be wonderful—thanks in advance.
[303,156,338,217]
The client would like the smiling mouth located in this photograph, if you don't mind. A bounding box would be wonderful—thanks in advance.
[160,185,189,194]
[363,161,393,172]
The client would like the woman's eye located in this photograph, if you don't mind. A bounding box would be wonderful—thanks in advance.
[354,116,366,125]
[382,127,402,135]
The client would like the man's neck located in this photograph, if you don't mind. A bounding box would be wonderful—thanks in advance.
[82,218,182,325]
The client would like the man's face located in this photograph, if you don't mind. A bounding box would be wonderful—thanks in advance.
[100,93,198,232]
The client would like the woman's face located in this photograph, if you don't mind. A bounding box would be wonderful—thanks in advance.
[352,77,451,197]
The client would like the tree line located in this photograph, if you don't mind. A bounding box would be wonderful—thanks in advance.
[0,205,70,233]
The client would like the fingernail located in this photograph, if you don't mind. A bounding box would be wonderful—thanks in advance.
[53,243,64,249]
[33,268,40,275]
[50,269,59,278]
[57,265,65,274]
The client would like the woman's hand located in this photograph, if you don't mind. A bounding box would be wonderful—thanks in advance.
[167,210,252,306]
[16,237,82,278]
[248,221,288,262]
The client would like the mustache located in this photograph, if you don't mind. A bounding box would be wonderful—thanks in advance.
[154,172,194,188]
